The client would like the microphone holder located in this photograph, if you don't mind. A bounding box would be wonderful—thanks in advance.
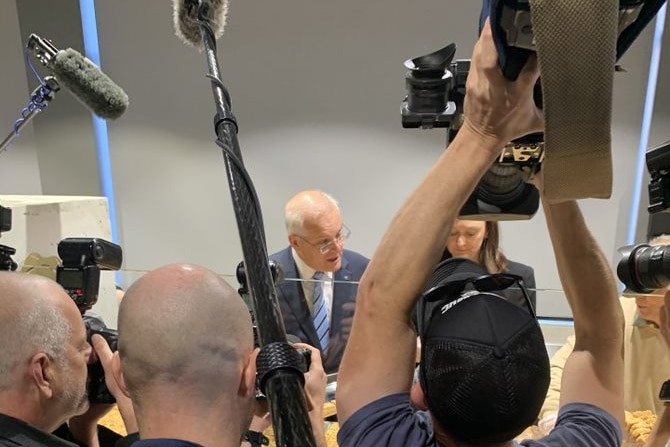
[0,76,60,154]
[195,4,317,447]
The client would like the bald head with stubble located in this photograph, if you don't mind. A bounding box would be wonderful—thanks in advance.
[117,264,255,409]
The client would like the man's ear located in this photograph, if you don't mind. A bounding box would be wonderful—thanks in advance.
[111,351,131,398]
[410,381,428,411]
[29,352,54,399]
[288,235,300,250]
[239,347,260,399]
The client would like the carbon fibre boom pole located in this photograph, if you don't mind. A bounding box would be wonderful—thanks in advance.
[194,3,317,447]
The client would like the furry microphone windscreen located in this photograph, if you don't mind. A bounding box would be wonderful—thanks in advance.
[51,49,129,120]
[173,0,228,49]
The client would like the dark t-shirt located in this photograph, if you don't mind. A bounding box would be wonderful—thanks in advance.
[337,393,621,447]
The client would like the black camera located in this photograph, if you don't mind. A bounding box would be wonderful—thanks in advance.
[57,237,123,311]
[83,314,119,404]
[56,237,123,404]
[236,260,311,399]
[400,44,542,220]
[0,205,17,272]
[647,141,670,214]
[236,259,283,349]
[0,205,10,234]
[617,243,670,294]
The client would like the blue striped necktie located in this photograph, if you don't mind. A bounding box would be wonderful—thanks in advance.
[312,271,330,351]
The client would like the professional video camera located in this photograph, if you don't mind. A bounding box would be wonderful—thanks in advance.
[647,141,670,214]
[401,0,663,220]
[617,140,670,293]
[0,205,18,271]
[400,43,542,220]
[56,237,122,403]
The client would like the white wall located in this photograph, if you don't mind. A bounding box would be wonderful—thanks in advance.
[0,0,42,195]
[1,0,668,321]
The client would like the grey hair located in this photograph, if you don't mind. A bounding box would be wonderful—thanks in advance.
[284,190,340,236]
[0,300,71,391]
[650,234,670,246]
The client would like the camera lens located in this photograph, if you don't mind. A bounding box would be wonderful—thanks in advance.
[617,244,670,293]
[477,164,528,205]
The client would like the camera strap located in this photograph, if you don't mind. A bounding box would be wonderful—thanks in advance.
[531,0,616,202]
[482,0,666,202]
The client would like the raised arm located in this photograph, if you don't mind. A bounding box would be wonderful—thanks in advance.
[538,335,575,430]
[643,291,670,447]
[541,199,624,426]
[336,20,543,425]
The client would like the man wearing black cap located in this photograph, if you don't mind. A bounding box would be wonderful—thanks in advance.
[336,19,623,447]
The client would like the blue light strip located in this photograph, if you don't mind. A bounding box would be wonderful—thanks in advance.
[79,0,119,244]
[538,318,574,327]
[627,4,667,246]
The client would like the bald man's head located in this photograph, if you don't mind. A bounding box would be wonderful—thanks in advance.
[0,273,75,389]
[0,272,90,430]
[117,264,254,402]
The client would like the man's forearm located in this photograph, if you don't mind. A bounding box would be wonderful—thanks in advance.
[542,200,622,341]
[644,404,670,447]
[359,126,503,317]
[542,199,624,426]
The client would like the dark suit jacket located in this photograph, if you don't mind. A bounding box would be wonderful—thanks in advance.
[269,247,369,374]
[499,260,536,314]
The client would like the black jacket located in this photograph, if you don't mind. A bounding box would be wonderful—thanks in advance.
[0,413,76,447]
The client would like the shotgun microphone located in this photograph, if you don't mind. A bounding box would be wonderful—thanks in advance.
[26,34,128,120]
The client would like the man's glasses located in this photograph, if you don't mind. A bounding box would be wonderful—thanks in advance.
[425,273,536,319]
[295,224,351,254]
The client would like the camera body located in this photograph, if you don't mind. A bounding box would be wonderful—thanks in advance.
[56,238,122,311]
[400,0,658,220]
[55,237,122,404]
[83,314,119,404]
[647,141,670,214]
[401,46,542,220]
[0,205,10,234]
[0,205,17,272]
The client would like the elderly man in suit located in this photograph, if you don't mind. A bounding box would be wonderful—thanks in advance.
[270,190,369,374]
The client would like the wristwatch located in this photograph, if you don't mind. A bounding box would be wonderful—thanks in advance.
[659,379,670,402]
[244,430,270,447]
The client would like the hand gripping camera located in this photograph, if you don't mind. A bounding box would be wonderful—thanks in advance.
[401,0,665,220]
[56,237,122,403]
[401,43,542,220]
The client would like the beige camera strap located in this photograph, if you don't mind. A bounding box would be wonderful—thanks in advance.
[530,0,618,201]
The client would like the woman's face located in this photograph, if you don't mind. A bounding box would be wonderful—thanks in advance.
[446,219,487,263]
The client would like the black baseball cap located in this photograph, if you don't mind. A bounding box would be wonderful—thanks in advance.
[418,258,550,444]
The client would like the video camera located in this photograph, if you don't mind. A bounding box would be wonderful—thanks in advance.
[647,141,670,214]
[400,43,542,220]
[56,237,122,404]
[616,141,670,294]
[0,205,17,272]
[401,0,662,220]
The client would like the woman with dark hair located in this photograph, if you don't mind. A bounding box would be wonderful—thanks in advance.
[444,219,536,312]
